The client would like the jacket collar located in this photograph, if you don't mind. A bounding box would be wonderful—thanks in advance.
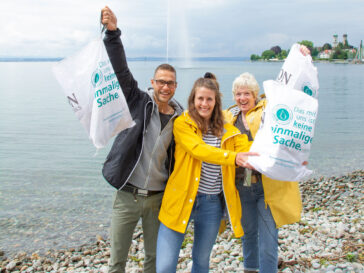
[147,88,184,116]
[227,95,266,118]
[182,111,198,128]
[182,111,239,141]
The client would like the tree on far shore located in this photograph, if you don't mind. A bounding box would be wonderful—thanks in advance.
[250,54,261,61]
[249,37,354,61]
[299,40,314,53]
[277,49,288,60]
[270,46,282,55]
[261,50,276,60]
[332,48,348,59]
[322,43,332,50]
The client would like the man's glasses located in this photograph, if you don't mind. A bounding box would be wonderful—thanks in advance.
[154,79,177,88]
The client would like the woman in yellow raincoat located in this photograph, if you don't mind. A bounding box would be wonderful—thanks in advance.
[224,70,307,273]
[156,74,255,273]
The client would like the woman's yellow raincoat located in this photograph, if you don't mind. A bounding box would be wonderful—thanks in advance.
[158,111,251,237]
[224,98,302,228]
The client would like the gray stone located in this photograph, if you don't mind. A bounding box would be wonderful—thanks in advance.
[75,260,84,268]
[33,260,42,267]
[352,262,364,269]
[6,261,17,271]
[99,265,108,273]
[337,263,347,269]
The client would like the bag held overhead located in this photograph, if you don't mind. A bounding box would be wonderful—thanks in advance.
[248,44,319,181]
[52,38,135,148]
[276,43,319,98]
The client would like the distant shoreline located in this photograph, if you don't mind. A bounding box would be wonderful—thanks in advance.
[0,57,249,62]
[0,57,63,62]
[251,59,362,64]
[1,57,361,64]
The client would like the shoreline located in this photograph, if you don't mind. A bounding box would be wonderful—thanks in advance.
[250,59,362,64]
[1,170,363,272]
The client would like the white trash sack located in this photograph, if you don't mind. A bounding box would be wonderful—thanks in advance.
[248,80,318,181]
[52,38,135,148]
[276,43,319,98]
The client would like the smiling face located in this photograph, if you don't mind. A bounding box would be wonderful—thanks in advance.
[194,87,216,121]
[151,69,177,104]
[234,86,256,115]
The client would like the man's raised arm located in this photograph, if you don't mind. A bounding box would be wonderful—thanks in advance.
[101,6,140,103]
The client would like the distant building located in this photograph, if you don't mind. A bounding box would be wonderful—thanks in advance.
[318,49,333,59]
[333,34,338,48]
[332,33,350,48]
[318,34,358,60]
[343,34,348,46]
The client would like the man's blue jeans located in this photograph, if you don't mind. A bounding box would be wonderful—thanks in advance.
[156,193,223,273]
[239,179,278,273]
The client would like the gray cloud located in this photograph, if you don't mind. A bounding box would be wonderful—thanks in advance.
[0,0,363,57]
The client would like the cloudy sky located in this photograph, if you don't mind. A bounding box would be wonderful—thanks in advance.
[1,0,363,58]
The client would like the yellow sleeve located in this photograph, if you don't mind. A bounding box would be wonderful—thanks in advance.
[173,116,237,166]
[222,109,235,124]
[234,133,252,153]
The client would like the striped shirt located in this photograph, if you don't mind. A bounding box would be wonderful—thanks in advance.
[198,130,223,194]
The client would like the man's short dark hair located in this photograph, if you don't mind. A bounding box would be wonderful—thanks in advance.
[154,63,176,78]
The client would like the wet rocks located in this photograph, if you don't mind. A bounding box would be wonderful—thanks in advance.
[1,170,363,272]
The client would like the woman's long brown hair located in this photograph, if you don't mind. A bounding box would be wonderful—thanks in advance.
[187,75,224,137]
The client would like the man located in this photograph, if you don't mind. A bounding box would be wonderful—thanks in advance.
[101,6,183,273]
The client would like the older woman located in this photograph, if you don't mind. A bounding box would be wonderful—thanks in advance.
[224,72,303,273]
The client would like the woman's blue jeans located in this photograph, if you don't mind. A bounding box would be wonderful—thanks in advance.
[156,193,223,273]
[239,179,278,273]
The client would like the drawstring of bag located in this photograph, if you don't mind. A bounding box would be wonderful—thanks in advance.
[93,10,106,156]
[100,11,106,35]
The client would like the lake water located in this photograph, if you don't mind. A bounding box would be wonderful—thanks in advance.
[0,60,363,256]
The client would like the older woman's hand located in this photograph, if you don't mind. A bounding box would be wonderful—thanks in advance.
[300,45,311,56]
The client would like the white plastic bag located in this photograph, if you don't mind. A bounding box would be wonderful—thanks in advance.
[52,38,135,148]
[276,43,319,98]
[248,80,318,181]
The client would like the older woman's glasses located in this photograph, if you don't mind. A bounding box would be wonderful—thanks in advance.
[154,79,176,88]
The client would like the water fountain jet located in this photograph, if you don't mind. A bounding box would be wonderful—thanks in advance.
[166,0,193,68]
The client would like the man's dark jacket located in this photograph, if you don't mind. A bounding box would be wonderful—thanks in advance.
[102,29,182,190]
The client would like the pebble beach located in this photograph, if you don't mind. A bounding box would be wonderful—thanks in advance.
[1,170,363,273]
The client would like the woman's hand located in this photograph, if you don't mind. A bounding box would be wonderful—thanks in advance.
[101,6,117,31]
[235,152,259,169]
[299,45,311,56]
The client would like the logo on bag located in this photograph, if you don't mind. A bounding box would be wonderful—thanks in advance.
[91,69,103,87]
[67,93,82,112]
[272,104,293,125]
[276,69,292,85]
[301,82,316,97]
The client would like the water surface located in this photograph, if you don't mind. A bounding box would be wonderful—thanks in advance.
[0,61,363,256]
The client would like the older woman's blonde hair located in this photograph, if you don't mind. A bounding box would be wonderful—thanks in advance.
[232,72,260,99]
